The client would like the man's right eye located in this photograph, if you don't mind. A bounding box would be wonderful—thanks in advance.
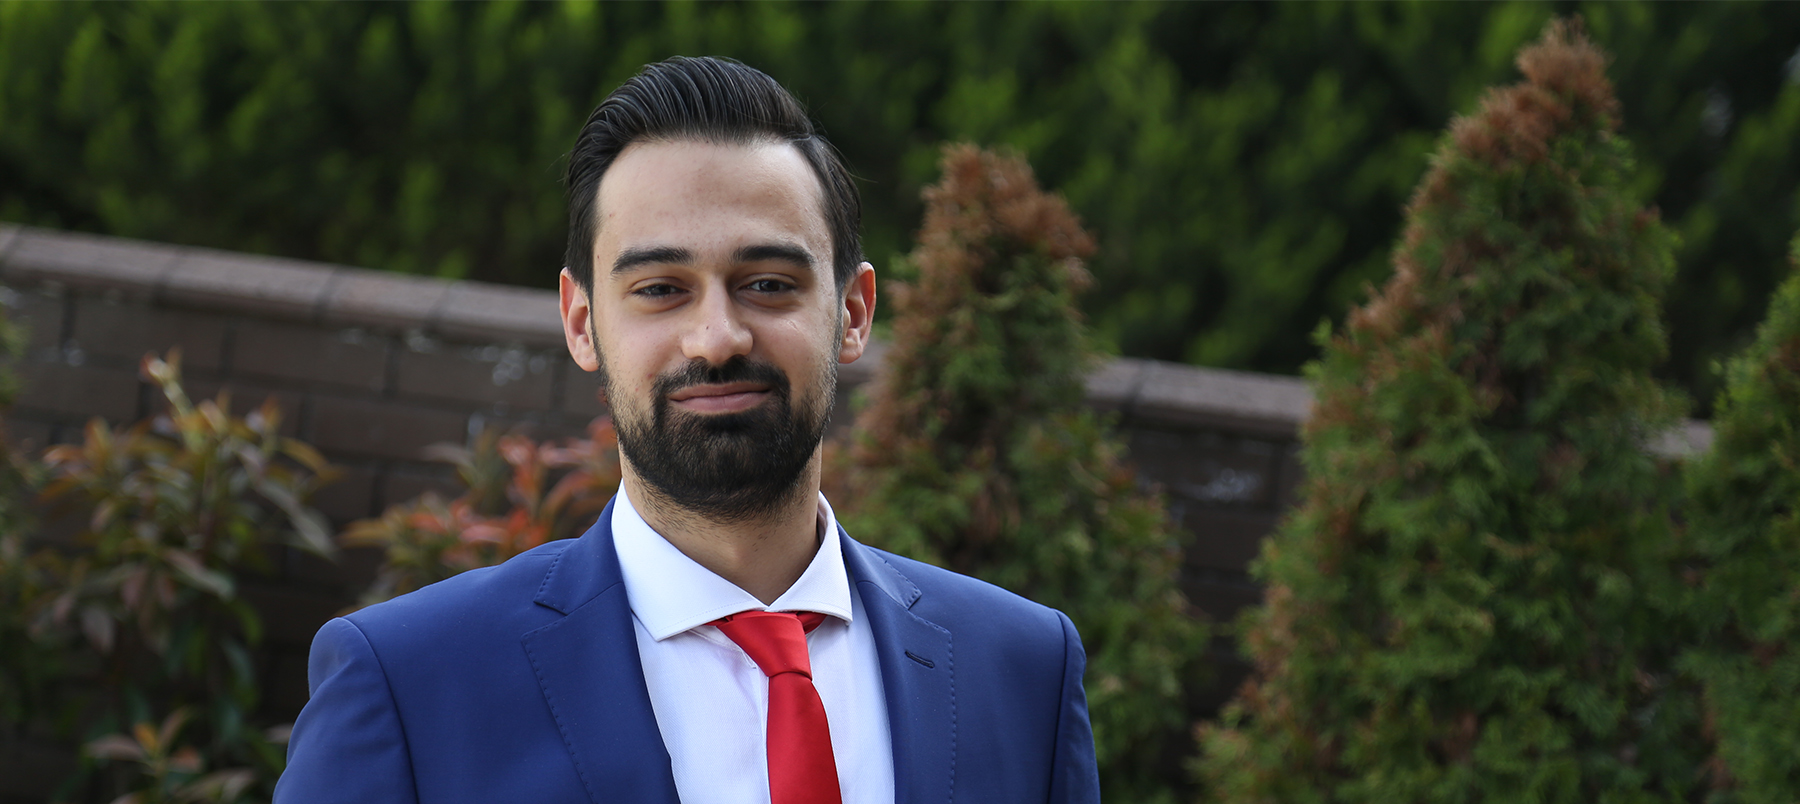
[634,284,681,298]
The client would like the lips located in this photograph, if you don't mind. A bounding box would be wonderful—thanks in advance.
[650,356,791,417]
[667,382,773,413]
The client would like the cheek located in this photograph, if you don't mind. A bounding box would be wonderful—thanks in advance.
[596,315,676,373]
[762,314,839,369]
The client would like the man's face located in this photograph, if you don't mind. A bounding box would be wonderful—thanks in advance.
[558,138,875,521]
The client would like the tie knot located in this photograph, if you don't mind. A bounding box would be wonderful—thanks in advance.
[710,610,827,679]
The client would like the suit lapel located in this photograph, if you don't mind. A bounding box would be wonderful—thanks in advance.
[842,531,956,804]
[521,499,680,804]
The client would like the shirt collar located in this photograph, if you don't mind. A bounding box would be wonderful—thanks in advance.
[611,486,853,641]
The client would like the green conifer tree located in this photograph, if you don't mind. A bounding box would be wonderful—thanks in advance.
[835,144,1206,803]
[1198,20,1705,803]
[1681,232,1800,803]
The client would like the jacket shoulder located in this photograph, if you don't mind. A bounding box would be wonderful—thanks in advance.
[853,542,1074,648]
[342,537,578,648]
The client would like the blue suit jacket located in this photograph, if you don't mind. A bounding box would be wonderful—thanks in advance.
[276,498,1100,803]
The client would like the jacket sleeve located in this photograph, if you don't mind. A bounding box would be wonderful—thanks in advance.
[1048,610,1100,804]
[275,617,420,804]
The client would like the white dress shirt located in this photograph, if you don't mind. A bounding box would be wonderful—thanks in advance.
[612,488,895,804]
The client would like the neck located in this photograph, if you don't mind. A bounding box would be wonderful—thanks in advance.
[623,457,824,605]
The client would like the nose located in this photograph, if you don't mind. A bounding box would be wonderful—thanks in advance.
[680,286,753,366]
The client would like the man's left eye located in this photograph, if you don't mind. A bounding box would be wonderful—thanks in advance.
[746,279,793,293]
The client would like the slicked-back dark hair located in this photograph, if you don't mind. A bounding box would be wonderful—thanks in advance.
[563,56,862,293]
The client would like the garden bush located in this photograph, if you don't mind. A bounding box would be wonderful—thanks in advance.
[832,144,1206,804]
[0,348,619,802]
[340,417,620,608]
[1680,231,1800,803]
[1197,20,1705,803]
[4,352,336,804]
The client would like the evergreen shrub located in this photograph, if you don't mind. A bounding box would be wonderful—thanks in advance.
[833,144,1206,804]
[1681,232,1800,803]
[1197,20,1704,803]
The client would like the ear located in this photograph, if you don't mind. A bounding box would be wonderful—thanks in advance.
[837,261,877,364]
[559,269,601,372]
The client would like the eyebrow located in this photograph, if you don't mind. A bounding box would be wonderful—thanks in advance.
[612,245,694,276]
[610,242,817,276]
[734,243,815,271]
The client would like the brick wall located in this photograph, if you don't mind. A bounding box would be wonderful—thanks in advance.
[0,223,1309,797]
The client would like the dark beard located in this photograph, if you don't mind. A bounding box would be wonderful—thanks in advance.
[604,354,833,523]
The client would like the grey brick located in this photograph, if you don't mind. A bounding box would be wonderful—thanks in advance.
[1134,361,1311,439]
[378,460,464,510]
[0,737,78,801]
[434,281,562,347]
[1127,427,1281,509]
[468,411,590,446]
[839,338,889,388]
[1177,505,1279,572]
[263,646,315,723]
[309,394,466,462]
[162,248,337,321]
[0,228,181,296]
[321,544,387,597]
[1182,577,1264,624]
[1085,356,1151,413]
[828,383,865,437]
[559,360,609,418]
[1,285,64,356]
[309,461,377,526]
[1,417,54,454]
[1273,442,1305,512]
[230,320,389,392]
[71,298,230,371]
[11,360,141,423]
[1189,652,1254,717]
[323,268,452,331]
[241,580,345,647]
[395,342,557,412]
[282,539,384,593]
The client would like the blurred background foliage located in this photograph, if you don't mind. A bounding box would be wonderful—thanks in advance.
[1,1,1797,410]
[5,354,339,803]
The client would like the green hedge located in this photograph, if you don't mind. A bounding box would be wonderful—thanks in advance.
[2,1,1797,405]
[1680,232,1800,803]
[1200,21,1705,802]
[836,145,1205,804]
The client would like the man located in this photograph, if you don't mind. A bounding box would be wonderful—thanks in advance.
[277,56,1099,804]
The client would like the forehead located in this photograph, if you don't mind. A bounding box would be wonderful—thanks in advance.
[592,138,829,265]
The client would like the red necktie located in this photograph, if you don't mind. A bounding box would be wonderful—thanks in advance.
[710,610,842,804]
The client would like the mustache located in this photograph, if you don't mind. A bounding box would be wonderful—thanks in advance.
[651,355,791,401]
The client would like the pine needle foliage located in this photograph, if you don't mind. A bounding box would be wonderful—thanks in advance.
[1681,232,1800,803]
[836,144,1206,803]
[1198,20,1704,803]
